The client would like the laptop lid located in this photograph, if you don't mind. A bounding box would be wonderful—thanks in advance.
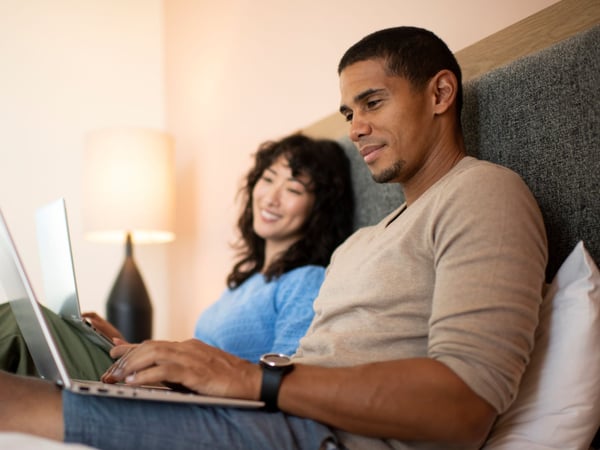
[0,209,71,385]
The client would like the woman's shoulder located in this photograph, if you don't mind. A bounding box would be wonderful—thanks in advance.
[279,265,326,283]
[274,265,326,291]
[274,265,326,303]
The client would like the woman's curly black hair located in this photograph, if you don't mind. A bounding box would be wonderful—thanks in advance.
[227,133,355,288]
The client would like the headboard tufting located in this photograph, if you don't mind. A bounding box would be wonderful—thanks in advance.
[339,24,599,283]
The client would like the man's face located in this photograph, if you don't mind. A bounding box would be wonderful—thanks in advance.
[339,59,435,184]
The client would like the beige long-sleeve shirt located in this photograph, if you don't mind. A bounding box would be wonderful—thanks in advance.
[294,157,548,449]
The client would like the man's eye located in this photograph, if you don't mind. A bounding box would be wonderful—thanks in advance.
[344,112,353,123]
[366,99,381,109]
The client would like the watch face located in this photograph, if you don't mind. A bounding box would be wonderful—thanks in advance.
[261,353,293,368]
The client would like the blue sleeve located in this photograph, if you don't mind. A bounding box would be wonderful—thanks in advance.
[271,265,325,356]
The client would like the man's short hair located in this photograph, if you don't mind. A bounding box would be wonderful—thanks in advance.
[338,26,463,117]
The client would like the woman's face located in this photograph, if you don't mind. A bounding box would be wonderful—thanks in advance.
[252,156,315,254]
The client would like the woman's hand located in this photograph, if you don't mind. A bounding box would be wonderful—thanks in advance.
[81,311,127,343]
[101,339,261,400]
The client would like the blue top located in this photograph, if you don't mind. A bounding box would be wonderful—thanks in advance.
[193,265,325,363]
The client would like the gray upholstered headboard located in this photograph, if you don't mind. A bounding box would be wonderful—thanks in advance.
[339,24,599,283]
[463,24,599,282]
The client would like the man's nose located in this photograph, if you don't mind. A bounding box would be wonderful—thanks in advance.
[349,113,371,142]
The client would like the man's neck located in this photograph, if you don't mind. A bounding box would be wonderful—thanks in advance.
[402,135,466,206]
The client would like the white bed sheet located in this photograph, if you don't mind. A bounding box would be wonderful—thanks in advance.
[0,432,97,449]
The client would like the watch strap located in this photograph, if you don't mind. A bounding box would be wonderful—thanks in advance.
[259,365,288,412]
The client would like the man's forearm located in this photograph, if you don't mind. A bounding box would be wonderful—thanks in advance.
[278,358,496,445]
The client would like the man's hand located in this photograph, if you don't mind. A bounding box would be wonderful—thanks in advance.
[101,339,261,401]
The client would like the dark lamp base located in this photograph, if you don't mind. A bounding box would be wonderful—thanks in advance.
[106,234,153,343]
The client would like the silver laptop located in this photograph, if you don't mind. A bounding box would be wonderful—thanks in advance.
[35,198,113,352]
[0,208,263,408]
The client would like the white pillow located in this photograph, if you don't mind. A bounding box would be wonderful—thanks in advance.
[484,241,600,450]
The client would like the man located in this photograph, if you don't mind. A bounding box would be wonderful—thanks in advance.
[0,26,547,449]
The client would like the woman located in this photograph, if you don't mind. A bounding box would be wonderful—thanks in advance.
[0,133,354,377]
[191,133,355,361]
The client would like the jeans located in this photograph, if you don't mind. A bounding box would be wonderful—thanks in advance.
[63,390,346,450]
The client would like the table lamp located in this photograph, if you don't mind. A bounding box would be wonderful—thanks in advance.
[83,127,175,343]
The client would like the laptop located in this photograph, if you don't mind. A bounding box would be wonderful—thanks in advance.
[35,198,114,352]
[0,208,263,408]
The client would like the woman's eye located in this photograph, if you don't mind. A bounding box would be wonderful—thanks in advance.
[261,175,273,183]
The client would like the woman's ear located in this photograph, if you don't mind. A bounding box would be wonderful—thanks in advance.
[431,70,458,115]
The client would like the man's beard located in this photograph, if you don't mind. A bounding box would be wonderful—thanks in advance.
[372,160,404,184]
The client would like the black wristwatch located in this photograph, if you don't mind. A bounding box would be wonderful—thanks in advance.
[259,353,294,412]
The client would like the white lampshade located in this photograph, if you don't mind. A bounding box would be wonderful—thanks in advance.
[83,127,175,244]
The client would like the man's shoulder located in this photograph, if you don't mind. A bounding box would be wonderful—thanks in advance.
[455,156,517,174]
[448,156,526,187]
[420,156,538,216]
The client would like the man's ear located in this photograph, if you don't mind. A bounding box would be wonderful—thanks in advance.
[431,70,457,115]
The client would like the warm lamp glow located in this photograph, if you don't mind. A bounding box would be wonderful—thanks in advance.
[83,127,175,244]
[82,127,175,343]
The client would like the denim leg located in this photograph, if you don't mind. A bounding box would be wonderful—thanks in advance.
[63,390,342,450]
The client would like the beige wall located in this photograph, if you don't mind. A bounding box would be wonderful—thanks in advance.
[0,0,560,340]
[0,1,172,337]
